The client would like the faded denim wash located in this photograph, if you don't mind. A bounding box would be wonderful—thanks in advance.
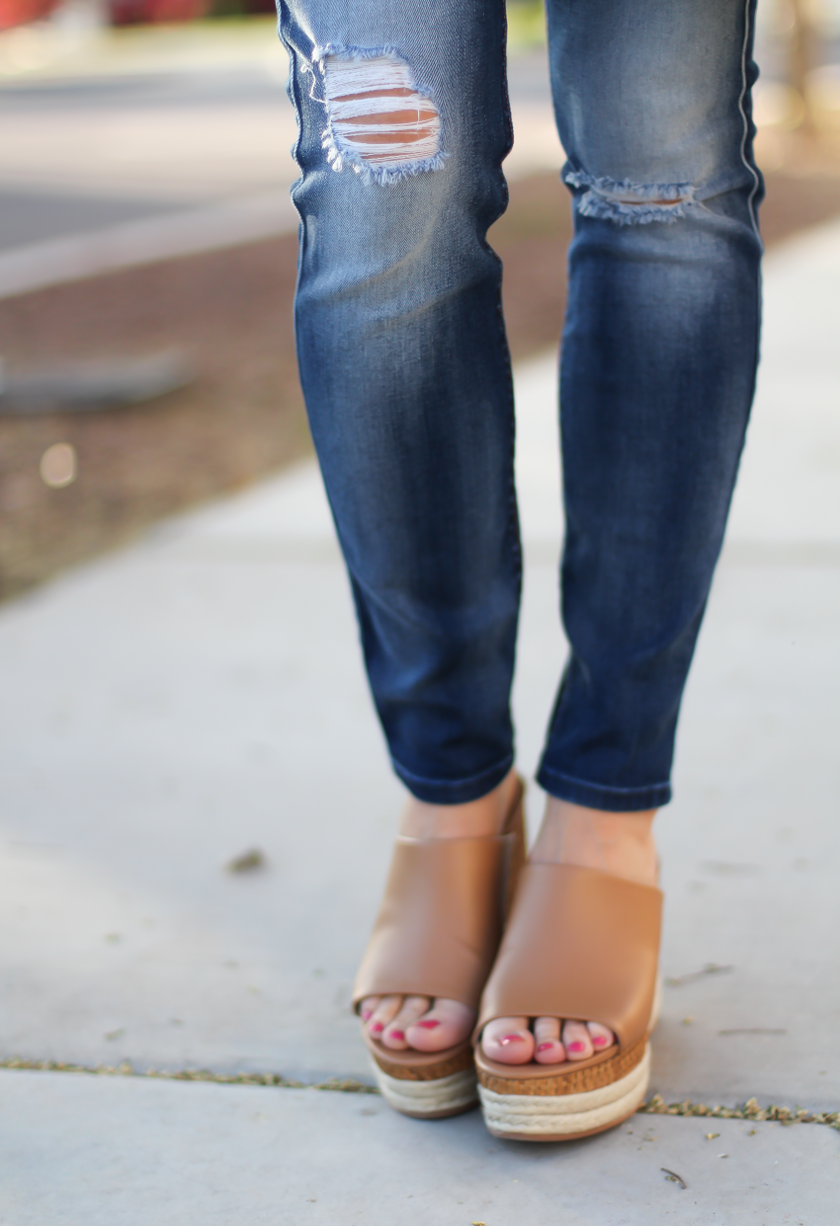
[276,0,764,811]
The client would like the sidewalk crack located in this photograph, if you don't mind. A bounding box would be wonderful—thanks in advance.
[2,1060,837,1129]
[0,1057,377,1094]
[640,1094,840,1130]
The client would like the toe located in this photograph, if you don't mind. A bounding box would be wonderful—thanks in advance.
[359,996,379,1024]
[366,994,402,1040]
[587,1021,615,1052]
[381,996,431,1050]
[405,997,475,1052]
[533,1016,566,1064]
[481,1017,534,1065]
[562,1019,594,1060]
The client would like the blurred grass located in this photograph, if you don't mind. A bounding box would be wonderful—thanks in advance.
[506,0,547,51]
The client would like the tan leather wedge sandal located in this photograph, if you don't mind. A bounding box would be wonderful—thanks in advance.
[352,776,527,1119]
[474,863,663,1141]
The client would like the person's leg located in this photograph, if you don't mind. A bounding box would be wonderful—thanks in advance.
[277,0,519,1049]
[484,0,763,1064]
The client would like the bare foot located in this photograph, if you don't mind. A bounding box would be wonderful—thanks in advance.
[360,769,519,1053]
[481,799,658,1065]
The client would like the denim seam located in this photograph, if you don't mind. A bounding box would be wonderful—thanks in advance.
[738,0,763,244]
[311,43,449,185]
[538,766,671,797]
[392,752,515,798]
[538,766,672,812]
[275,2,311,419]
[275,4,303,184]
[729,0,763,497]
[495,0,522,605]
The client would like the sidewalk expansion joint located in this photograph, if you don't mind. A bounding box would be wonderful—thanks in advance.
[2,1061,837,1130]
[0,1058,377,1095]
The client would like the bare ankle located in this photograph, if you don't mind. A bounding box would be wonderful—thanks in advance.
[400,768,518,840]
[532,798,657,885]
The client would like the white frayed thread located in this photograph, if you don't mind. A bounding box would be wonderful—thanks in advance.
[564,169,697,226]
[316,50,445,184]
[325,58,440,165]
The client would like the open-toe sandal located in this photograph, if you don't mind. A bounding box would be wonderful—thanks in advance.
[474,862,662,1141]
[352,776,527,1119]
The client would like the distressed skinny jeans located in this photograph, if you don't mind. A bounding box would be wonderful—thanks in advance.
[277,0,764,811]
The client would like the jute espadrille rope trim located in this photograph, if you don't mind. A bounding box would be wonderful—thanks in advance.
[373,1065,477,1116]
[481,1047,648,1115]
[480,1054,649,1137]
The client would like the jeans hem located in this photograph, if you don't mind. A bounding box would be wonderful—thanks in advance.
[536,766,671,813]
[392,753,515,805]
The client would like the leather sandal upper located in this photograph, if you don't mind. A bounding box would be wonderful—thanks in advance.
[475,862,662,1050]
[352,779,525,1013]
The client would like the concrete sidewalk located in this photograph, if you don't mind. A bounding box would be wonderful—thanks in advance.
[1,222,839,1221]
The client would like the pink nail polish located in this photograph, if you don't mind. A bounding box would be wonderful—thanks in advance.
[592,1035,608,1047]
[499,1034,527,1045]
[536,1042,554,1052]
[567,1041,585,1053]
[389,1029,405,1042]
[415,1019,440,1029]
[371,1022,384,1034]
[360,1009,372,1021]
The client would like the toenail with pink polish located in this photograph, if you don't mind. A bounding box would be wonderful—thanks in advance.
[389,1029,405,1041]
[371,1022,383,1034]
[415,1019,439,1029]
[499,1034,526,1045]
[536,1042,554,1052]
[592,1035,607,1047]
[361,1009,372,1021]
[567,1040,585,1052]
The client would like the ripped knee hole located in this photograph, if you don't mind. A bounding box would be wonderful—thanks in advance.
[564,169,696,225]
[321,52,441,172]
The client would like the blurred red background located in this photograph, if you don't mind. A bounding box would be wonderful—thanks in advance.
[0,0,275,30]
